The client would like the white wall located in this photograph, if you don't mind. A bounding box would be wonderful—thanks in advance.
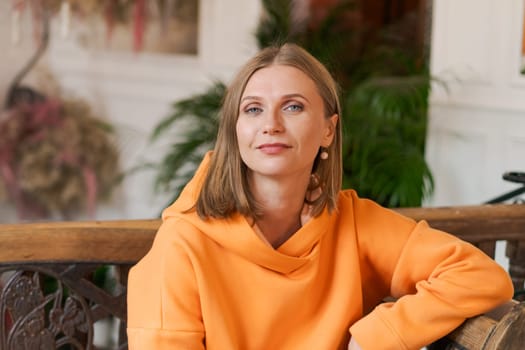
[0,0,261,222]
[427,0,525,270]
[427,0,525,207]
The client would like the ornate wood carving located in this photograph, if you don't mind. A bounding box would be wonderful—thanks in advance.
[1,263,130,350]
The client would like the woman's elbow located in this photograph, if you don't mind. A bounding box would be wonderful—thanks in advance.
[487,264,515,303]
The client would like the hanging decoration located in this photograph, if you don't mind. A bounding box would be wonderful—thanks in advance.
[2,0,122,221]
[10,0,144,50]
[0,95,121,220]
[9,0,197,53]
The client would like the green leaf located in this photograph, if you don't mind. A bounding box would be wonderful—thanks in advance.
[147,82,225,199]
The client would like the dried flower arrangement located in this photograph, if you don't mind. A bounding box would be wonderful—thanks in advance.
[0,95,121,220]
[1,1,125,221]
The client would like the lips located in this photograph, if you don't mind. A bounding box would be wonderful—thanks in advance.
[256,143,291,155]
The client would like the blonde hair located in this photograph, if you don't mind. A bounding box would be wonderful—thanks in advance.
[196,43,342,219]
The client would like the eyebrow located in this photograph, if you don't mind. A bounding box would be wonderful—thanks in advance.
[240,96,261,103]
[284,93,309,102]
[240,93,310,103]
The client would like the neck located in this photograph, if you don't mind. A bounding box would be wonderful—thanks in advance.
[256,208,303,248]
[249,173,311,248]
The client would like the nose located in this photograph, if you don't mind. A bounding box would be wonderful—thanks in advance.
[262,108,284,135]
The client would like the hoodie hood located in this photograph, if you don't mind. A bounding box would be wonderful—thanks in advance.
[161,151,334,274]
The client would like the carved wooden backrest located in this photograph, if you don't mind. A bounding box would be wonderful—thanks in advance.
[1,263,130,349]
[0,220,158,350]
[1,204,525,349]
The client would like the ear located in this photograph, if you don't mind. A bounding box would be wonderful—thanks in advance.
[322,114,338,147]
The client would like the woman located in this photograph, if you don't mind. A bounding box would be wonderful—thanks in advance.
[127,43,513,349]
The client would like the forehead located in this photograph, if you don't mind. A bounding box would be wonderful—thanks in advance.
[242,65,319,97]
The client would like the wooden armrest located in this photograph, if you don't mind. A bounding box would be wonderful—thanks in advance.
[429,300,525,349]
[0,219,159,264]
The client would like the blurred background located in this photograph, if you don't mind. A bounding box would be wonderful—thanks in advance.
[1,0,524,225]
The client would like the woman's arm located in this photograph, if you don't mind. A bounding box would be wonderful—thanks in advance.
[351,219,513,350]
[127,219,205,349]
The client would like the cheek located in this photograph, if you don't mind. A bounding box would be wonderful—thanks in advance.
[300,123,325,146]
[235,118,252,147]
[297,123,329,159]
[235,120,254,166]
[235,120,243,144]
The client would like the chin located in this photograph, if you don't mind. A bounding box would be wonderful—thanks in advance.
[245,162,289,176]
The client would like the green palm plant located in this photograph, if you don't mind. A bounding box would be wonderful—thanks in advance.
[150,82,224,205]
[149,0,433,208]
[342,75,433,207]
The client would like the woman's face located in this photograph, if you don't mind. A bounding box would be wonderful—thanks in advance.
[236,64,338,181]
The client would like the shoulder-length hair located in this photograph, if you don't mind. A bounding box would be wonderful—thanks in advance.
[195,43,342,220]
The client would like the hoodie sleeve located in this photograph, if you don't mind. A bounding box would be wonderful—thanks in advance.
[127,219,205,350]
[348,196,514,350]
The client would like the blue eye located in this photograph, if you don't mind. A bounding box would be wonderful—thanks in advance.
[285,104,303,112]
[245,106,263,114]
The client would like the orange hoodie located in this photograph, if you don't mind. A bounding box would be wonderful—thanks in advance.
[127,153,513,350]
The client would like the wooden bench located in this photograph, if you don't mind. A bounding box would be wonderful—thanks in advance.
[1,204,525,349]
[0,220,158,350]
